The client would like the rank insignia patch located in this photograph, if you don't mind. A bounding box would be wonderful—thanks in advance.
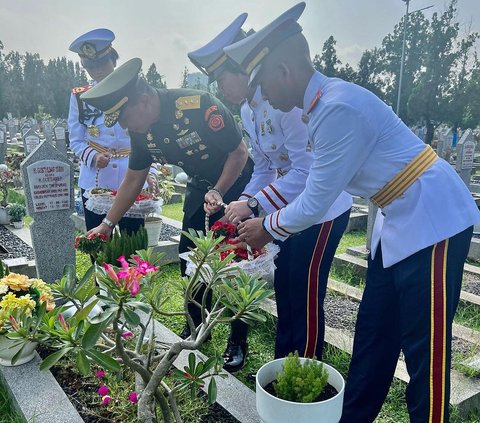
[208,114,224,132]
[176,131,202,149]
[204,105,218,121]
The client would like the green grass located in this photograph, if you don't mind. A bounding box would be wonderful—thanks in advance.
[0,383,22,423]
[454,300,480,331]
[335,229,367,255]
[161,199,184,222]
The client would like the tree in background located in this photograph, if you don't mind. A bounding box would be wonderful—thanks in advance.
[180,66,189,88]
[313,35,342,77]
[145,63,167,89]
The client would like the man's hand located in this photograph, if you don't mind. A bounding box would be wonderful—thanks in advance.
[204,189,223,215]
[236,217,273,249]
[225,200,251,224]
[94,152,111,169]
[86,223,113,240]
[146,173,159,198]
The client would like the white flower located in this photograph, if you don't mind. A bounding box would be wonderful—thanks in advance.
[0,164,7,173]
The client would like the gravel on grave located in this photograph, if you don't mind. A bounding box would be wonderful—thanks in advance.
[463,271,480,296]
[159,222,182,241]
[324,291,476,363]
[0,225,35,260]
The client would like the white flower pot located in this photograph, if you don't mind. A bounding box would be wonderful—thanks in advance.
[12,220,23,229]
[0,335,38,366]
[145,216,163,247]
[256,358,345,423]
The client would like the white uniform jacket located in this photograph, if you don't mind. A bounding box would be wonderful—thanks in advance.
[239,86,351,223]
[68,84,156,191]
[264,72,480,267]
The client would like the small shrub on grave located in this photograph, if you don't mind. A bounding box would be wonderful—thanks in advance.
[7,203,26,223]
[273,351,329,403]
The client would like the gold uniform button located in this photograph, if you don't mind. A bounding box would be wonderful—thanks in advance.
[164,138,170,144]
[178,161,184,166]
[201,154,209,160]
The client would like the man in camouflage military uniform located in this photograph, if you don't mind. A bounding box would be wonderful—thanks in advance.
[81,57,253,341]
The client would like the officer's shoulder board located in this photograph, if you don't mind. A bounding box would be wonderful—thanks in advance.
[71,85,90,95]
[175,95,201,111]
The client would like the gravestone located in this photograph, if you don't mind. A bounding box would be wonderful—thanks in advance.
[21,142,75,282]
[53,120,67,155]
[43,121,53,144]
[7,120,16,141]
[0,123,6,136]
[21,124,31,137]
[437,128,452,160]
[0,130,5,163]
[22,128,41,155]
[455,129,476,188]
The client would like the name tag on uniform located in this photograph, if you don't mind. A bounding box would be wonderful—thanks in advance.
[176,131,202,149]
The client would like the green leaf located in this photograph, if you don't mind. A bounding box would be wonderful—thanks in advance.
[207,377,217,404]
[76,350,91,375]
[123,308,141,327]
[86,349,121,373]
[63,264,77,294]
[73,299,100,322]
[188,352,196,372]
[88,306,118,324]
[82,318,111,350]
[10,343,26,365]
[39,347,73,371]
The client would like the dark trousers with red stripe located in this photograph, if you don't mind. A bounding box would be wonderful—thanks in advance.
[274,208,350,359]
[340,226,473,423]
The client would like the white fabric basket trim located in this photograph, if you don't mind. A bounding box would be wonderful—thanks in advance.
[84,189,163,218]
[179,242,280,279]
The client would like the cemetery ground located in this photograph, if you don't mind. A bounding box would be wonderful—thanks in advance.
[2,205,480,422]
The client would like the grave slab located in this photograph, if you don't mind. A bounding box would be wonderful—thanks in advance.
[0,354,84,423]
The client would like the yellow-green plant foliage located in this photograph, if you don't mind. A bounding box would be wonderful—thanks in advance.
[273,352,329,403]
[99,227,148,265]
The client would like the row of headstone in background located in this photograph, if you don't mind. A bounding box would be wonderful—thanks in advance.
[0,117,68,164]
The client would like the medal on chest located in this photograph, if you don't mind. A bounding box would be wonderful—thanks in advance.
[87,124,100,137]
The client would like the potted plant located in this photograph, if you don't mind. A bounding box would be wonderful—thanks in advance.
[7,203,26,228]
[256,352,345,423]
[0,261,55,366]
[144,167,175,246]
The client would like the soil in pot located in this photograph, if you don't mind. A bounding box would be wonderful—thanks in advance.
[263,381,338,402]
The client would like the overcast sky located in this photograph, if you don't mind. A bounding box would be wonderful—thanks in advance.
[1,0,478,86]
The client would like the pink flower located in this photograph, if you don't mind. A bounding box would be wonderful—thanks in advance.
[98,385,109,396]
[103,263,120,286]
[132,256,158,275]
[129,278,140,296]
[117,256,129,270]
[102,395,111,406]
[121,330,134,339]
[95,370,105,378]
[128,392,138,404]
[58,313,70,331]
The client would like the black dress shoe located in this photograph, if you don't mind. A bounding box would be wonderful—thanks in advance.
[223,338,247,372]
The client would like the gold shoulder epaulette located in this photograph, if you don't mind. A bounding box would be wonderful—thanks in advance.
[175,95,201,111]
[72,85,90,95]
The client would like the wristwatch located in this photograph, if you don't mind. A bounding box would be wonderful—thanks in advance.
[101,217,115,229]
[247,197,259,217]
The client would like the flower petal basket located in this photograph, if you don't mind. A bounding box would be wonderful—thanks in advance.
[180,242,279,279]
[84,188,162,218]
[256,357,345,423]
[180,220,280,279]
